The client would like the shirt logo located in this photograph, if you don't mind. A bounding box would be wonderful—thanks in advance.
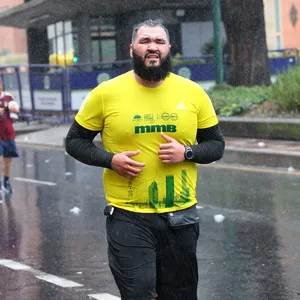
[176,102,186,110]
[135,124,177,134]
[133,114,142,121]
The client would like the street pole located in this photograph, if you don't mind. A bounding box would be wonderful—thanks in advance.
[212,0,224,84]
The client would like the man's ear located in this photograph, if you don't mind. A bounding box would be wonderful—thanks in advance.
[129,44,133,58]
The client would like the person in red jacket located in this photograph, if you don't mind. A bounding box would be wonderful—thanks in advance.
[0,79,19,195]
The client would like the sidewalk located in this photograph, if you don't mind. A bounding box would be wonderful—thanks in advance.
[13,121,300,170]
[14,121,69,148]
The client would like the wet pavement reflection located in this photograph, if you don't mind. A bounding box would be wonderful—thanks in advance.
[0,146,299,300]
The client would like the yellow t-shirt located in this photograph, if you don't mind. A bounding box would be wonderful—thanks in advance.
[75,71,218,213]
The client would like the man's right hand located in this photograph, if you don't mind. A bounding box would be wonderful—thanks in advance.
[111,150,146,180]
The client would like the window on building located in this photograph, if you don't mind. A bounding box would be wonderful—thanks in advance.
[90,16,116,63]
[47,17,116,65]
[101,39,116,62]
[56,21,63,37]
[47,20,74,65]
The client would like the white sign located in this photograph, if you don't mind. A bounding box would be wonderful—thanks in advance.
[33,91,62,111]
[71,90,90,111]
[43,75,51,89]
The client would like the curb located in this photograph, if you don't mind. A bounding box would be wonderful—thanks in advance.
[219,117,300,141]
[221,148,300,170]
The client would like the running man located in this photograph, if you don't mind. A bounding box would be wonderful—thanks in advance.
[66,19,225,300]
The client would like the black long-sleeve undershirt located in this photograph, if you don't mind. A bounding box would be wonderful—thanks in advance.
[191,124,225,164]
[65,121,114,169]
[65,120,225,168]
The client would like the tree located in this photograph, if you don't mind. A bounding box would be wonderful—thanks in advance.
[221,0,271,86]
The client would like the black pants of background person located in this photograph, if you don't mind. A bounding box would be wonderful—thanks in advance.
[106,206,199,300]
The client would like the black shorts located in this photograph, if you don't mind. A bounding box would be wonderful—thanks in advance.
[106,207,199,300]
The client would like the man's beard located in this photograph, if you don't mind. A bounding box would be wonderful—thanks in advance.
[132,50,172,82]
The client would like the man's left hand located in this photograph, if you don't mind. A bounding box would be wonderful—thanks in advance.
[158,132,185,164]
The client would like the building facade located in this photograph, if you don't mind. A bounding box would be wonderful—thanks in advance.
[0,0,27,55]
[0,0,222,65]
[264,0,300,51]
[0,0,299,65]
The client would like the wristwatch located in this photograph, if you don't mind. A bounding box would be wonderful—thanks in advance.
[184,146,194,161]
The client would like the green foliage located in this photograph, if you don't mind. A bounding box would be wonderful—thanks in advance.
[270,66,300,111]
[207,84,271,117]
[205,66,300,117]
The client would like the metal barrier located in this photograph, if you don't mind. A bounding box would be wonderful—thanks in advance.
[268,47,300,63]
[0,64,66,124]
[0,50,298,124]
[66,60,131,114]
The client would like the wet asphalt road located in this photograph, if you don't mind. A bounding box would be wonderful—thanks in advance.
[0,145,300,300]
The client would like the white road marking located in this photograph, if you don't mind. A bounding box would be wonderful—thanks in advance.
[0,259,33,271]
[0,259,83,288]
[36,273,83,288]
[13,177,57,186]
[0,259,120,298]
[88,294,120,300]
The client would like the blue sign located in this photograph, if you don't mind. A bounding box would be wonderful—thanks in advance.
[69,68,129,90]
[173,63,215,81]
[269,56,296,75]
[30,73,64,90]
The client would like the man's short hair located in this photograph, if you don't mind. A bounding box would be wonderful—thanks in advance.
[131,19,170,43]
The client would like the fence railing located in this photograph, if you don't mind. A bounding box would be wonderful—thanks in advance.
[268,47,300,63]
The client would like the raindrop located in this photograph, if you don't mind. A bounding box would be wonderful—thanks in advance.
[288,166,296,172]
[26,164,33,168]
[45,158,51,163]
[213,214,225,223]
[70,206,81,215]
[257,142,266,148]
[65,172,73,176]
[24,135,29,142]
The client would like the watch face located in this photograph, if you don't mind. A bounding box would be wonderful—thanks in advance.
[186,151,193,159]
[185,147,193,160]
